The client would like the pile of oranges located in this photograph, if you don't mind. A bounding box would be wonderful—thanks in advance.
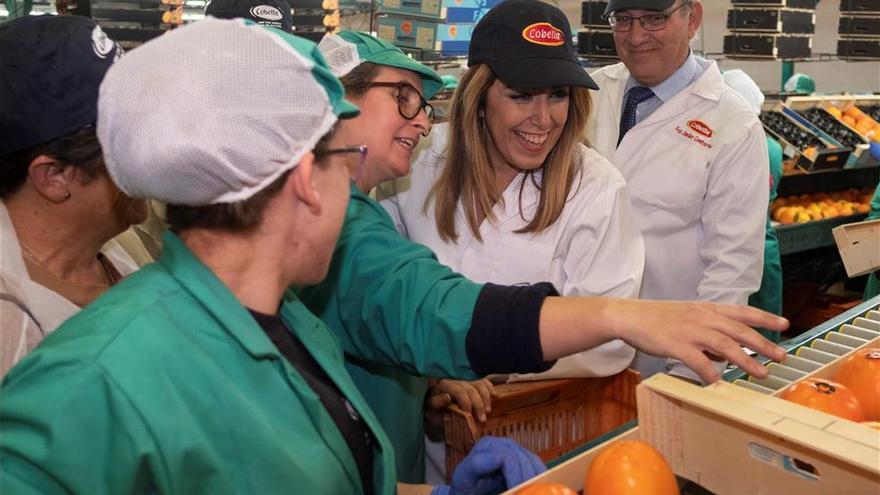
[780,347,880,428]
[826,105,880,143]
[770,188,873,224]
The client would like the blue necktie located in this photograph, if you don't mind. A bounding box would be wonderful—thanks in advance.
[617,86,655,147]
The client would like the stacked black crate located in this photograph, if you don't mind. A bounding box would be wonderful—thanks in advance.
[723,0,816,60]
[72,0,183,47]
[290,0,338,42]
[838,0,880,60]
[577,1,618,62]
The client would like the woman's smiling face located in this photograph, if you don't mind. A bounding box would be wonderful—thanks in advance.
[482,79,570,176]
[340,66,431,190]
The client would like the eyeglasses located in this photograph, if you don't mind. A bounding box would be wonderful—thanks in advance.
[607,1,690,32]
[314,145,368,182]
[366,81,435,129]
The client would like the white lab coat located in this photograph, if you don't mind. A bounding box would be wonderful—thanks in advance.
[587,60,769,379]
[379,123,644,380]
[0,201,143,376]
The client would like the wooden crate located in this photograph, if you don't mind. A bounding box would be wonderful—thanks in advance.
[444,370,639,481]
[505,307,880,494]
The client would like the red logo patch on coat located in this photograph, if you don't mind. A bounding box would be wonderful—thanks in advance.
[687,120,713,138]
[521,23,564,46]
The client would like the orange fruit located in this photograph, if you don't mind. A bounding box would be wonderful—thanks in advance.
[803,146,818,159]
[781,378,866,422]
[776,207,796,224]
[842,115,857,128]
[795,211,812,223]
[845,106,865,120]
[584,440,678,495]
[515,482,578,495]
[834,348,880,421]
[827,106,843,119]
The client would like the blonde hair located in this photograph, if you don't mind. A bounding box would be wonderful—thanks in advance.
[427,64,592,242]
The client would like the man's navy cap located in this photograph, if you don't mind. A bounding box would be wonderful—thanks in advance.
[604,0,676,16]
[0,15,121,155]
[468,0,598,90]
[205,0,293,32]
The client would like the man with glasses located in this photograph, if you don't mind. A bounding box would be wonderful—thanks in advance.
[586,0,770,383]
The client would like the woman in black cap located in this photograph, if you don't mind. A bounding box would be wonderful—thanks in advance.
[0,16,149,376]
[377,0,646,482]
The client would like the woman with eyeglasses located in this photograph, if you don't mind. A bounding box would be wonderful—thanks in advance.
[318,30,438,193]
[376,0,647,482]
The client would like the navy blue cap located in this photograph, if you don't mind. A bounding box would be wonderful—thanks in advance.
[604,0,676,16]
[205,0,293,32]
[0,15,120,155]
[468,0,598,90]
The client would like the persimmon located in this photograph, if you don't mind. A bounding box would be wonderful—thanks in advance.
[834,348,880,421]
[583,440,678,495]
[781,378,866,422]
[515,482,578,495]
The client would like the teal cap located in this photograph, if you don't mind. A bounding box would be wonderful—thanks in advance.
[784,73,816,94]
[332,30,443,99]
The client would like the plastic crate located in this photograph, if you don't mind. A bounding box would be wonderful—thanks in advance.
[443,370,639,481]
[775,212,868,254]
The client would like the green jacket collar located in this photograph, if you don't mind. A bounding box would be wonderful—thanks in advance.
[158,231,282,360]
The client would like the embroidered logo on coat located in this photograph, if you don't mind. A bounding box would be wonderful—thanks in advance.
[687,120,713,138]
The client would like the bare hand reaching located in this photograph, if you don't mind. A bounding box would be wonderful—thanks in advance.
[539,298,789,384]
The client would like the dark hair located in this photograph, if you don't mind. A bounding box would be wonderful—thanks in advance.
[0,126,104,198]
[165,132,334,233]
[338,62,382,97]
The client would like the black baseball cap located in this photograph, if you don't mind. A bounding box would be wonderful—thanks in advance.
[468,0,598,90]
[0,16,120,155]
[604,0,676,16]
[205,0,293,32]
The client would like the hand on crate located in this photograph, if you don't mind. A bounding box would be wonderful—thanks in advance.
[425,379,497,440]
[431,437,546,495]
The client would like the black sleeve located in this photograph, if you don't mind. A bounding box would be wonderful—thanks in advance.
[465,282,560,376]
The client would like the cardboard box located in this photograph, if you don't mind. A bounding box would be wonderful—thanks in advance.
[833,218,880,277]
[379,0,501,21]
[376,16,474,55]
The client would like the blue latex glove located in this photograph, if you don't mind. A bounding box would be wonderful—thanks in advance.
[431,437,546,495]
[869,142,880,162]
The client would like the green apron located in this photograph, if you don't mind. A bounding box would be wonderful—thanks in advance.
[864,184,880,300]
[749,137,784,341]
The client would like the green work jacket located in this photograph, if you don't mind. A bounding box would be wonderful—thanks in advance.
[750,137,784,341]
[298,185,483,483]
[1,232,396,494]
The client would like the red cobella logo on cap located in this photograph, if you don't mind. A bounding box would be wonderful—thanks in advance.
[522,23,564,46]
[687,120,713,138]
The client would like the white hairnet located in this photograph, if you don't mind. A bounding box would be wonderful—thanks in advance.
[98,19,357,206]
[723,69,764,115]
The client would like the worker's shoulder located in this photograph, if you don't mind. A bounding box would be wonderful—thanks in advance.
[17,265,190,369]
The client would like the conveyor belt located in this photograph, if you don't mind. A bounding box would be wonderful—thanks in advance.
[724,295,880,393]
